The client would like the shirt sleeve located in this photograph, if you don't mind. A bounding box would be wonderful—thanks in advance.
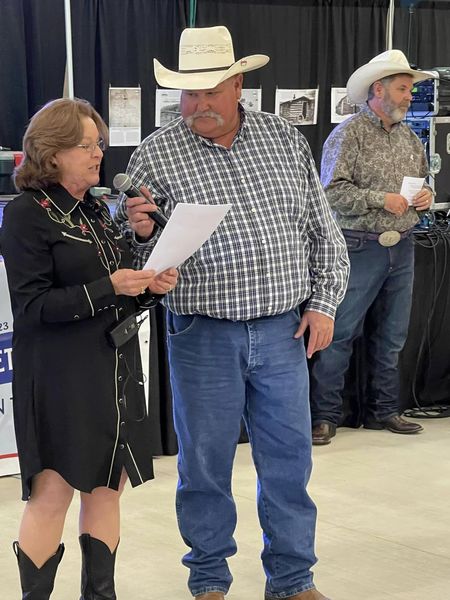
[297,134,350,318]
[321,123,386,215]
[1,199,116,327]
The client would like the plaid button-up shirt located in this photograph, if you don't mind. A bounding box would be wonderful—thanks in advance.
[115,108,349,321]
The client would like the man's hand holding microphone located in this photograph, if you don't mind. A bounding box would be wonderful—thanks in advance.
[112,173,178,295]
[126,187,160,241]
[113,173,167,242]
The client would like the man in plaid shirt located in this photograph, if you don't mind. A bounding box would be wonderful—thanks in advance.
[115,26,348,600]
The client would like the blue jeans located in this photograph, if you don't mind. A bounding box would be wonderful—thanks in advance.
[167,310,317,598]
[310,234,415,426]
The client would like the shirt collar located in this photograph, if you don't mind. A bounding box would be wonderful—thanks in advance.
[38,183,86,216]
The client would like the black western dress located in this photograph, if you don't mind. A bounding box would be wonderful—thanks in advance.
[1,184,154,499]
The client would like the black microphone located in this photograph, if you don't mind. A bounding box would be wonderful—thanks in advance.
[113,173,168,229]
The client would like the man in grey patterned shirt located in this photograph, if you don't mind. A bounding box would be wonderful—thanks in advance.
[115,25,348,600]
[310,50,434,446]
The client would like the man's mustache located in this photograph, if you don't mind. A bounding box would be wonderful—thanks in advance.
[185,111,225,127]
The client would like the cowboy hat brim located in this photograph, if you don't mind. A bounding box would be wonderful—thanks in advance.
[347,62,436,104]
[154,55,269,90]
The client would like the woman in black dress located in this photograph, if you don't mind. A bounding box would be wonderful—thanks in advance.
[1,98,178,599]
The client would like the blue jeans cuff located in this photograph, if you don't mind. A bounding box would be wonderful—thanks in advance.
[191,586,229,597]
[265,583,315,599]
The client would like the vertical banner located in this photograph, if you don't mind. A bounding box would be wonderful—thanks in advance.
[0,259,18,476]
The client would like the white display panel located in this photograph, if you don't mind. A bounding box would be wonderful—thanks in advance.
[0,258,18,476]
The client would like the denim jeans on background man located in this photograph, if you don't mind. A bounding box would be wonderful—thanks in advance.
[167,309,317,598]
[310,234,415,426]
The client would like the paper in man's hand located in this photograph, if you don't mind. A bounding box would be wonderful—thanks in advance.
[400,176,425,206]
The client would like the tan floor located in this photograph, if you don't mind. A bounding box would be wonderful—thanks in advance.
[0,418,449,599]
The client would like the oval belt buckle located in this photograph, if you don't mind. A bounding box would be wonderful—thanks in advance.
[378,230,401,247]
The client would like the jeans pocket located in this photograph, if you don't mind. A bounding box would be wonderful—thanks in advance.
[167,313,197,337]
[344,235,364,251]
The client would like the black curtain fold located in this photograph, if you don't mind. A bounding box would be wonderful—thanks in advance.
[0,0,66,150]
[70,0,189,184]
[393,1,450,69]
[399,234,450,409]
[0,0,28,150]
[148,305,178,455]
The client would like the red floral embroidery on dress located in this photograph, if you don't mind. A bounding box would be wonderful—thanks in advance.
[79,223,89,234]
[39,199,51,209]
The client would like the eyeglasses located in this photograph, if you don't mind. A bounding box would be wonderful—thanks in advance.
[75,139,106,153]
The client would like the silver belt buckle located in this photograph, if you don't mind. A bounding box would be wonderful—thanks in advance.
[378,231,401,247]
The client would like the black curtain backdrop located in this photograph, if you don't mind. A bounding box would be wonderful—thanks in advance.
[393,1,450,70]
[148,304,178,455]
[0,0,66,150]
[69,0,189,185]
[399,232,450,410]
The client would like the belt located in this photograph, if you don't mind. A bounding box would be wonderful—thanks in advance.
[342,229,412,247]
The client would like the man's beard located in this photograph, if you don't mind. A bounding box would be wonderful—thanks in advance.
[381,94,409,123]
[185,110,225,128]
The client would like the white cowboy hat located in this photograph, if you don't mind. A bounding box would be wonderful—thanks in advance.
[347,49,436,104]
[153,26,269,90]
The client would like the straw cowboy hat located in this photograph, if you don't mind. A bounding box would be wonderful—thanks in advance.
[347,49,436,104]
[153,26,269,90]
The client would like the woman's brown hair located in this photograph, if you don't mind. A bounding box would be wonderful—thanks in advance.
[14,97,109,191]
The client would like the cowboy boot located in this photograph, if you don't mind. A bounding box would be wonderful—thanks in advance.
[13,541,65,599]
[79,534,118,599]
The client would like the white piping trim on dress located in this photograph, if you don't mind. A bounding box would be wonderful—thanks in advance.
[82,198,119,489]
[106,332,121,487]
[61,231,93,243]
[82,285,95,318]
[38,188,80,216]
[79,206,114,273]
[126,443,145,484]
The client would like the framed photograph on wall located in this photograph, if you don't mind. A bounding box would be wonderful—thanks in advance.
[275,88,319,125]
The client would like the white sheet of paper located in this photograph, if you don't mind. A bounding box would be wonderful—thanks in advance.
[143,203,232,273]
[400,176,425,205]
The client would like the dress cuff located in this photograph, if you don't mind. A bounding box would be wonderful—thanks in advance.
[84,277,118,316]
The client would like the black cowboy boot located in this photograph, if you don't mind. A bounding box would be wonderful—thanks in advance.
[79,534,118,599]
[13,541,65,599]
